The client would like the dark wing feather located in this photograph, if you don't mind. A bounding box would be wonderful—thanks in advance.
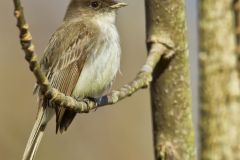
[39,21,98,133]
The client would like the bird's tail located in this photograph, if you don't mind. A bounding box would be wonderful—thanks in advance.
[22,107,54,160]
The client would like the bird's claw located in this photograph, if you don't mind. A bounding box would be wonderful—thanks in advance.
[86,96,108,111]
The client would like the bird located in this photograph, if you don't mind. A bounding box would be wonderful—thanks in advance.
[22,0,126,159]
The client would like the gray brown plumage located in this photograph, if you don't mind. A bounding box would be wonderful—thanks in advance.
[22,0,126,159]
[42,22,99,132]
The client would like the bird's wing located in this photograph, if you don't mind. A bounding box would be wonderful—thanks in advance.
[39,21,99,132]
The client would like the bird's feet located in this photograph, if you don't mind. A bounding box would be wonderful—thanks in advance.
[86,96,108,106]
[81,96,108,111]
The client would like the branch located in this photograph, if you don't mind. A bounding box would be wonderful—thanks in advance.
[13,0,170,113]
[145,0,196,159]
[200,0,240,159]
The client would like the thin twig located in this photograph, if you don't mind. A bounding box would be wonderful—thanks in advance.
[13,0,170,113]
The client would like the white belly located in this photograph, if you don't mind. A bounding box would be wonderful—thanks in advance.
[72,21,120,98]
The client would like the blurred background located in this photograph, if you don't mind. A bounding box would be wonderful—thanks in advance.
[0,0,197,159]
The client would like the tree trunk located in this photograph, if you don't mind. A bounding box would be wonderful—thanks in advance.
[199,0,240,159]
[145,0,196,160]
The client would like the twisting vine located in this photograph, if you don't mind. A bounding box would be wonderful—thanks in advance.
[13,0,171,113]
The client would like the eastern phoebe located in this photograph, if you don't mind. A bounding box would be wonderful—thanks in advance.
[22,0,126,159]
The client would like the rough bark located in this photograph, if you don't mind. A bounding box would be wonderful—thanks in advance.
[234,1,240,78]
[199,0,240,159]
[145,0,196,160]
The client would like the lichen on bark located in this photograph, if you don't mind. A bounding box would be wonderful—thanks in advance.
[145,0,196,160]
[199,0,240,159]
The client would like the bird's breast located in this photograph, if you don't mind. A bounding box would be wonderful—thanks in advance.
[72,22,121,98]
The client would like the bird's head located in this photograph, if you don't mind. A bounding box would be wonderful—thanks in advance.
[65,0,127,21]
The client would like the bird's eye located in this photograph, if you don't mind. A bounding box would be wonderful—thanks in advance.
[90,1,100,8]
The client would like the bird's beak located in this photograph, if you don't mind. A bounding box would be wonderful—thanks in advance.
[110,1,127,9]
